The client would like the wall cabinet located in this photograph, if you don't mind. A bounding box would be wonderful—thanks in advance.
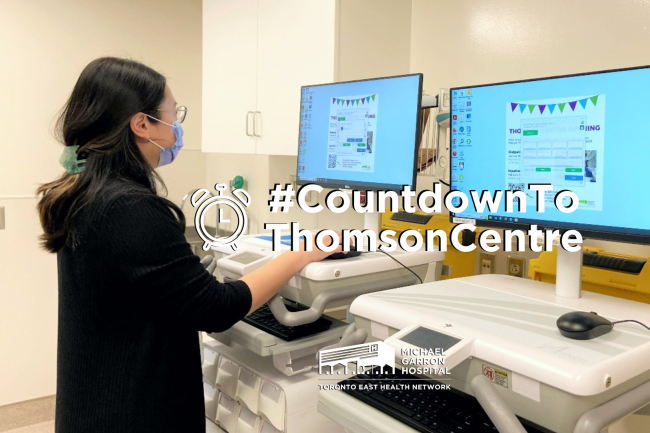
[203,0,337,155]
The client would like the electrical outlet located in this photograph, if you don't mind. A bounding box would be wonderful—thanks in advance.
[479,253,496,275]
[507,256,526,278]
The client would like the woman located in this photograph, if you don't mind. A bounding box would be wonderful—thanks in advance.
[36,57,342,432]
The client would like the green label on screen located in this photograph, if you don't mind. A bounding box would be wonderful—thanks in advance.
[338,117,346,121]
[536,167,551,172]
[565,168,583,172]
[523,130,538,136]
[343,143,351,146]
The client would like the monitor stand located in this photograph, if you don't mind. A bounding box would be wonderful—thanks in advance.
[356,211,379,252]
[364,211,380,234]
[337,189,380,251]
[555,245,583,299]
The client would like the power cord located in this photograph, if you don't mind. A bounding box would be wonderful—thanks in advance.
[612,320,650,333]
[376,249,424,284]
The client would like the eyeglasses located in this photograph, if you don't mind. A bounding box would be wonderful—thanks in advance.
[157,105,188,123]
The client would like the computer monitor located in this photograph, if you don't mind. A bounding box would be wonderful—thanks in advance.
[450,65,650,246]
[296,74,423,191]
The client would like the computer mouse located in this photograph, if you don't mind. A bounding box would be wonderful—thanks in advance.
[325,251,362,260]
[325,241,363,260]
[556,311,613,340]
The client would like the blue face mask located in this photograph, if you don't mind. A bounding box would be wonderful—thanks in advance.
[146,115,184,167]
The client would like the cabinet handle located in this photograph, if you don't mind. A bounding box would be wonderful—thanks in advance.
[253,111,261,137]
[246,111,254,137]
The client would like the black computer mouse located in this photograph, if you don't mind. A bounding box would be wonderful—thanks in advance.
[556,311,613,340]
[325,241,363,260]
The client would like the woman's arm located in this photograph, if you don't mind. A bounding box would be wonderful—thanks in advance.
[240,237,343,314]
[100,194,341,332]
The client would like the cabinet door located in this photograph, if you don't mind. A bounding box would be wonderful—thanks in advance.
[203,0,258,153]
[256,0,337,156]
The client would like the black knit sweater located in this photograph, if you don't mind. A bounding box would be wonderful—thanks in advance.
[54,192,252,432]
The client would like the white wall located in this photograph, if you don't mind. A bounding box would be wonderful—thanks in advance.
[337,0,412,81]
[411,1,650,430]
[0,0,204,406]
[411,0,650,91]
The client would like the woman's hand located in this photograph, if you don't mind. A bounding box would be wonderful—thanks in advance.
[297,231,345,263]
[240,231,346,314]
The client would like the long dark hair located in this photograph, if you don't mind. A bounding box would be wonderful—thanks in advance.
[37,57,185,253]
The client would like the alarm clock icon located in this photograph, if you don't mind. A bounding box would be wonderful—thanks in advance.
[191,183,250,251]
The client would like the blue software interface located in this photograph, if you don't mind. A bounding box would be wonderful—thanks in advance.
[450,66,650,236]
[297,74,421,190]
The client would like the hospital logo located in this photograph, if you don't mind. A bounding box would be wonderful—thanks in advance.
[190,183,250,251]
[319,342,395,375]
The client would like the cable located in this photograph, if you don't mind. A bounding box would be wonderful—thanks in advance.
[439,180,450,187]
[376,250,423,284]
[612,320,650,333]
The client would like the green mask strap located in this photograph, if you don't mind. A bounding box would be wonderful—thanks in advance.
[59,145,86,175]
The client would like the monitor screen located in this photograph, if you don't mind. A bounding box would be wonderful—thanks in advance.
[296,74,422,191]
[450,65,650,244]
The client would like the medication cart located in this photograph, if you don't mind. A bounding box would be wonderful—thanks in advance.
[318,274,650,433]
[202,234,445,432]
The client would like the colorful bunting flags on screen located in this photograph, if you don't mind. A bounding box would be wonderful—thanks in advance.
[332,95,377,106]
[510,95,599,114]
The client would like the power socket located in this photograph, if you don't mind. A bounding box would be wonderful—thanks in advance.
[507,256,526,278]
[479,253,496,275]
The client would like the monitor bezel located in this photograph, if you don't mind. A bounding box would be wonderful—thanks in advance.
[449,64,650,245]
[295,73,423,192]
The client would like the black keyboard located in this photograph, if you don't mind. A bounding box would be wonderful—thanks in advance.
[391,212,433,225]
[340,367,550,433]
[583,250,646,274]
[243,302,332,341]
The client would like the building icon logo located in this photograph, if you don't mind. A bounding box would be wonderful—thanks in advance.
[191,183,250,251]
[319,342,395,375]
